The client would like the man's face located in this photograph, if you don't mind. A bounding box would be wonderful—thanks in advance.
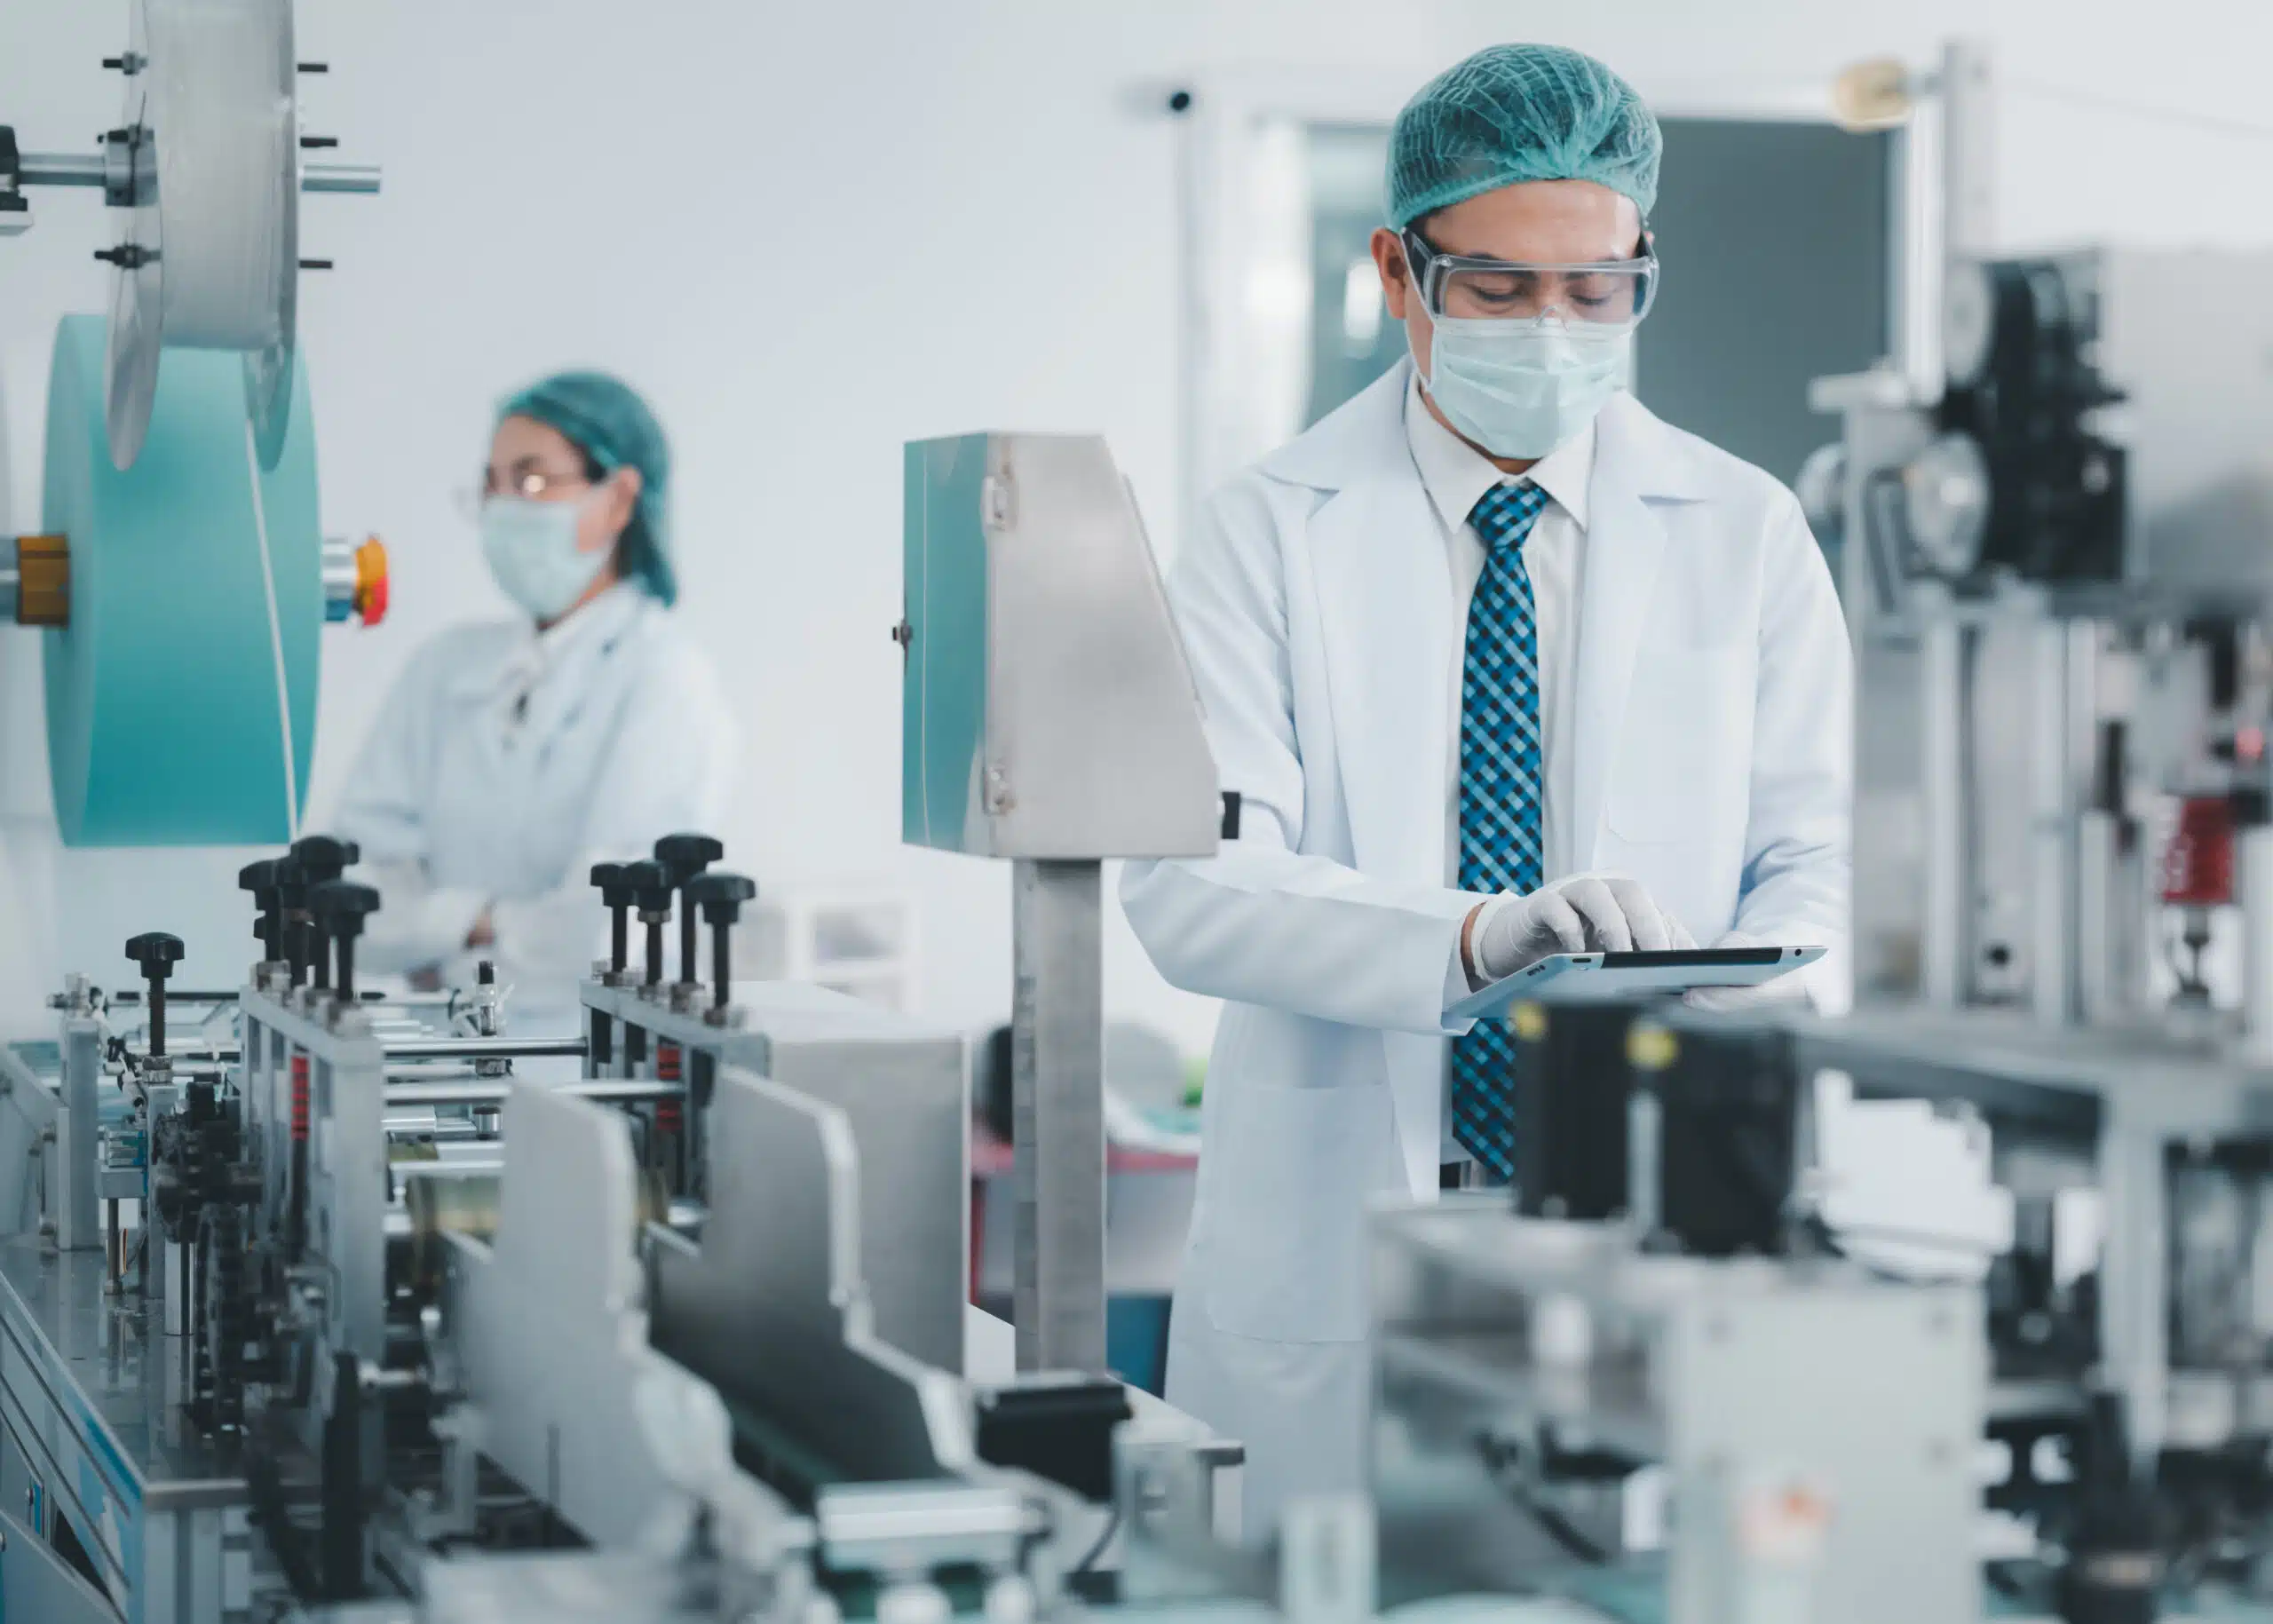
[1371,178,1644,384]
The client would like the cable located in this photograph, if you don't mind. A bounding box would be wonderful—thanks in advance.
[1509,1491,1612,1566]
[1073,1501,1123,1576]
[2008,80,2273,147]
[242,414,301,843]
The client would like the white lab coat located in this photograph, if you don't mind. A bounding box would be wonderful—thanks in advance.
[333,584,737,1030]
[1121,360,1851,1533]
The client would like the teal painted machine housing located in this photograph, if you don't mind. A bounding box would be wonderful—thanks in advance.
[41,313,322,846]
[903,434,991,854]
[900,431,1219,862]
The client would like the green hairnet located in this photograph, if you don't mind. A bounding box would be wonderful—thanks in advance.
[498,370,677,606]
[1387,44,1660,229]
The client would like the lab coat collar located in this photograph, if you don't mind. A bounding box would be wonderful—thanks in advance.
[443,582,647,702]
[1403,370,1595,534]
[1262,354,1712,504]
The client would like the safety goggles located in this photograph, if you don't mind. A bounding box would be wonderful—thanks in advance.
[1401,227,1659,329]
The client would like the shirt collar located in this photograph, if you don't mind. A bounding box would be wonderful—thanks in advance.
[1402,370,1596,536]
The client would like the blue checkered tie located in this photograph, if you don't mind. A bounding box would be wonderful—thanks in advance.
[1450,482,1550,1179]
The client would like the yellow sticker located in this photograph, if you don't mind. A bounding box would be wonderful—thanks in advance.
[1628,1023,1678,1072]
[1511,1002,1548,1042]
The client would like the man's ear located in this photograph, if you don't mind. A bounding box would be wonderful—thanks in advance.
[1372,226,1411,321]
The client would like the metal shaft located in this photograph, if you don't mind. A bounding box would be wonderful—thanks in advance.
[645,919,665,986]
[18,152,102,187]
[19,151,380,194]
[384,1078,677,1108]
[1919,614,1971,1007]
[381,1035,587,1061]
[1010,858,1106,1374]
[679,904,700,987]
[610,908,629,975]
[302,161,380,194]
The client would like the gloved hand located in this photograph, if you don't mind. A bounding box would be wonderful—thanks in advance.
[1684,931,1816,1011]
[1473,872,1694,984]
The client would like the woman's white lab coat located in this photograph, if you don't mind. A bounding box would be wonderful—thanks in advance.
[334,583,736,1029]
[1121,360,1852,1534]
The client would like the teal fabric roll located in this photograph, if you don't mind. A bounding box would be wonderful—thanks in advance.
[42,313,322,845]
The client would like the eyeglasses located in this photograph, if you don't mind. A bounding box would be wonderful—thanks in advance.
[1401,227,1660,329]
[454,465,593,519]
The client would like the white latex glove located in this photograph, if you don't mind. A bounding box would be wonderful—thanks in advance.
[1474,872,1695,983]
[1684,931,1816,1010]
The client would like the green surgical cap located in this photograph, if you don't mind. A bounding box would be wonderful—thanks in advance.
[499,369,677,606]
[1387,44,1661,229]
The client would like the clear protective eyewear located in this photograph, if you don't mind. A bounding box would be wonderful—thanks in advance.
[1401,226,1659,329]
[452,464,594,520]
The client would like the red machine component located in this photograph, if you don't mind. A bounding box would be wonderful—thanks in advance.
[2164,796,2237,907]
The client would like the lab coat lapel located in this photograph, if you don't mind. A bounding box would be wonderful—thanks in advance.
[1311,476,1453,887]
[1569,393,1671,870]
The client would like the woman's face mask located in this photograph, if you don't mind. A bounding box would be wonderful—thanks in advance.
[479,488,613,622]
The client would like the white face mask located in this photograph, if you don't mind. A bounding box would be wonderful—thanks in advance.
[1422,315,1633,460]
[479,494,611,622]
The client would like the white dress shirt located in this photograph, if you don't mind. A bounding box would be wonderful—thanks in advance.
[1402,373,1597,1157]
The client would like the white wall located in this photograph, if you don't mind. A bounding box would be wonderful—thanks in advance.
[3,0,2268,1045]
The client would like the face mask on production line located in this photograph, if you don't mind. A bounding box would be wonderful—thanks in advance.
[1422,315,1632,461]
[479,492,612,622]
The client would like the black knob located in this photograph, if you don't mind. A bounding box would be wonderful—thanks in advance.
[590,862,638,975]
[125,931,184,978]
[273,854,311,987]
[653,833,724,884]
[624,860,672,986]
[290,834,360,888]
[309,881,381,1002]
[654,834,724,986]
[125,931,185,1058]
[238,859,283,963]
[687,873,756,1012]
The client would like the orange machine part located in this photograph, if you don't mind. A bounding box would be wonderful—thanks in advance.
[14,534,69,627]
[352,537,389,627]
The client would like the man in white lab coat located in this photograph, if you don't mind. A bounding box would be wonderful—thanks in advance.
[1121,43,1851,1531]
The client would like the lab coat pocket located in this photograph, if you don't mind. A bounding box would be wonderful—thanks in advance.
[1605,648,1752,845]
[1201,1077,1398,1344]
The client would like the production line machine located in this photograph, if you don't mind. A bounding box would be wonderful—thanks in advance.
[0,826,1258,1624]
[1352,39,2273,1624]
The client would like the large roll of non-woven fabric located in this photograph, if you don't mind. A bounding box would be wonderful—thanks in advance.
[42,313,321,846]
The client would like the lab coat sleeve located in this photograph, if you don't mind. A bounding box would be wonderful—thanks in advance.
[1726,493,1853,995]
[1122,481,1482,1037]
[331,642,490,973]
[483,642,741,989]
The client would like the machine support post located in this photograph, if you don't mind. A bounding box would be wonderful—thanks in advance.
[59,1015,102,1250]
[1920,612,1973,1007]
[1010,858,1107,1374]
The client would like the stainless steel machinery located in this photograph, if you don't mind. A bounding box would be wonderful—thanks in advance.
[902,432,1222,1374]
[0,829,1241,1623]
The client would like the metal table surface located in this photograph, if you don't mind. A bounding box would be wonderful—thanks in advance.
[1778,1004,2273,1144]
[0,1234,246,1509]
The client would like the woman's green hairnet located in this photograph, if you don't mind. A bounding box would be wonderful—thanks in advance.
[498,369,677,606]
[1387,44,1660,228]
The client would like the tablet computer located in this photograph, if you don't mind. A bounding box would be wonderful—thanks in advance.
[1446,945,1826,1023]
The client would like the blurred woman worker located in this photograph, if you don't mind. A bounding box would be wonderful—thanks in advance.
[335,370,735,1026]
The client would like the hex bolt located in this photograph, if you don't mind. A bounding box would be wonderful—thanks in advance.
[238,859,283,963]
[624,860,672,988]
[123,931,184,1058]
[590,862,638,975]
[309,882,381,1004]
[686,872,756,1013]
[653,834,724,986]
